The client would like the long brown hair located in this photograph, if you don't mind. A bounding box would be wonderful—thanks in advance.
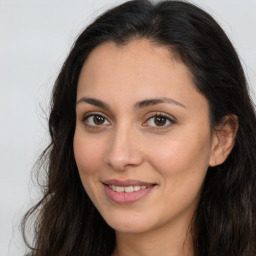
[22,1,256,255]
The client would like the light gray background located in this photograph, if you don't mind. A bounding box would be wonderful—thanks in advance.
[1,0,256,255]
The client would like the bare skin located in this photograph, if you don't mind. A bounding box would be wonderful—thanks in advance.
[74,39,236,256]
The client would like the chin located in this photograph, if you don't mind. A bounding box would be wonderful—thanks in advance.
[101,209,156,234]
[108,220,150,234]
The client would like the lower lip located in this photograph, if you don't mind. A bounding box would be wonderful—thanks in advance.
[104,184,155,204]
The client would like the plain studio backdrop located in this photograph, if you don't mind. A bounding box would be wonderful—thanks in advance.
[1,0,256,255]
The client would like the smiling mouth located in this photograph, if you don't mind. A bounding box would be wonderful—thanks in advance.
[102,179,156,191]
[108,184,150,193]
[102,179,156,204]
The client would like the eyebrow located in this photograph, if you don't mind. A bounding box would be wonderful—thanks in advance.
[76,97,186,109]
[76,97,111,109]
[134,97,186,109]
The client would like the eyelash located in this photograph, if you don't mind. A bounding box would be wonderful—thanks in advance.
[82,112,175,129]
[143,112,175,129]
[82,112,110,128]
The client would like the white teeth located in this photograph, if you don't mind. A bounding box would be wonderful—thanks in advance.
[134,186,140,191]
[109,185,149,193]
[124,186,134,193]
[116,186,125,192]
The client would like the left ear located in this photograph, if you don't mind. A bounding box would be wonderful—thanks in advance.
[209,114,238,167]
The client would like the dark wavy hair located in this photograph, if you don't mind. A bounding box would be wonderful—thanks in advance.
[22,0,256,255]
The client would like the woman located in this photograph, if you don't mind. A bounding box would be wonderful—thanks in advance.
[22,0,256,255]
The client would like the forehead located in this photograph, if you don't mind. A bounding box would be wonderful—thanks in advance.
[80,39,183,80]
[77,39,208,113]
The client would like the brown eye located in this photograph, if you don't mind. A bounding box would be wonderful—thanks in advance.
[84,114,110,127]
[154,116,167,126]
[144,114,175,128]
[93,115,105,125]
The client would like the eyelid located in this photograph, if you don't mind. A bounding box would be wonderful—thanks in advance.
[80,111,175,129]
[81,112,111,127]
[81,111,108,121]
[143,112,176,128]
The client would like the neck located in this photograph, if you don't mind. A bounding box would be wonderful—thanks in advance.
[112,218,194,256]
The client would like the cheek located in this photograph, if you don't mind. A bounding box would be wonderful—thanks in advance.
[146,129,212,185]
[73,130,107,205]
[146,133,211,215]
[73,130,107,198]
[73,129,104,173]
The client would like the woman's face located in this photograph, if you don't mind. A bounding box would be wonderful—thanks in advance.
[74,39,217,234]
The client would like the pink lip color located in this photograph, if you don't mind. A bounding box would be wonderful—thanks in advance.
[103,180,155,204]
[103,179,154,187]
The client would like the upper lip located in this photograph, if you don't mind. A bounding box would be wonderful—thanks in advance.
[102,179,156,187]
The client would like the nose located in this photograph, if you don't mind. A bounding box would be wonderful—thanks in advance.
[104,124,144,171]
